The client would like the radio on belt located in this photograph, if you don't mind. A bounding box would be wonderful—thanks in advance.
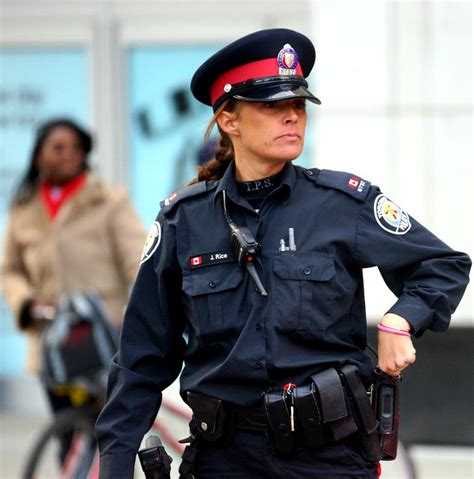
[372,367,401,460]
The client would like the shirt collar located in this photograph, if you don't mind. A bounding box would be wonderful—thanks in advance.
[213,160,298,207]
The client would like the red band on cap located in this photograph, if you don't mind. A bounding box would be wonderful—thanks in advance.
[210,58,303,106]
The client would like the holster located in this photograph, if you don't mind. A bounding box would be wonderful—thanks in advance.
[186,391,234,443]
[372,368,401,460]
[263,390,294,455]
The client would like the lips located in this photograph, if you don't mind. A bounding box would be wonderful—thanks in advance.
[277,133,300,140]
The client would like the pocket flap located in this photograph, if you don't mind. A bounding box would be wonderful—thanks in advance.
[183,263,243,296]
[273,252,335,281]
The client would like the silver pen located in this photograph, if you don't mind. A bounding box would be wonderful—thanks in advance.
[288,228,296,251]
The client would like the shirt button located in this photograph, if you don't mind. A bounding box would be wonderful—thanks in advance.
[255,362,263,369]
[255,323,262,331]
[208,281,216,288]
[303,267,312,275]
[306,170,314,176]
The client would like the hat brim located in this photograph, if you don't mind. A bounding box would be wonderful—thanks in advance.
[232,84,321,105]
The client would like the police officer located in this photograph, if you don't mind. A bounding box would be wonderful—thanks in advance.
[96,28,471,478]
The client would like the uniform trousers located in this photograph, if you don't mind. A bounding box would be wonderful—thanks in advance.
[193,430,379,478]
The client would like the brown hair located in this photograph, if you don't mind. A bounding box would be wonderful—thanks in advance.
[189,99,238,185]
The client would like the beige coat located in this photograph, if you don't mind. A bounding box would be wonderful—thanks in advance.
[1,174,146,372]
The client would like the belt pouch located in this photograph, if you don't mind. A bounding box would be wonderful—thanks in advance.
[372,368,401,460]
[186,391,233,443]
[263,390,294,455]
[311,368,357,441]
[293,383,324,449]
[339,365,382,463]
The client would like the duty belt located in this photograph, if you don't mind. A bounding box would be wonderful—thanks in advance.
[186,366,383,462]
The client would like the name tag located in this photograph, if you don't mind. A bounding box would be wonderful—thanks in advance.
[188,250,235,269]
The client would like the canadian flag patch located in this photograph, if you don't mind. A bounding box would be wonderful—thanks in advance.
[348,177,359,189]
[190,256,203,266]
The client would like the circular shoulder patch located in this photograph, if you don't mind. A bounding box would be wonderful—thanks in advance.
[373,194,411,235]
[140,221,161,264]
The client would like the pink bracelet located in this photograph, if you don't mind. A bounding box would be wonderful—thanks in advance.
[377,323,411,337]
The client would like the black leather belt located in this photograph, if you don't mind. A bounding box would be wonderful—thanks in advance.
[234,405,268,432]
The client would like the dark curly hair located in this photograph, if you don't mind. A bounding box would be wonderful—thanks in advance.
[11,118,92,206]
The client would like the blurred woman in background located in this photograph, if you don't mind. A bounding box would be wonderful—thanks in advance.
[1,118,145,421]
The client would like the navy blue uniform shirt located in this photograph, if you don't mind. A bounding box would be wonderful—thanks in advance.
[96,163,470,477]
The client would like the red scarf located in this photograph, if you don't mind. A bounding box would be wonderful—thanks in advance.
[40,173,86,220]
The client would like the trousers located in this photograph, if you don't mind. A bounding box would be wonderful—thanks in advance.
[192,430,379,479]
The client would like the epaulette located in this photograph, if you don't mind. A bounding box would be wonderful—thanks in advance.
[307,168,371,202]
[160,180,218,217]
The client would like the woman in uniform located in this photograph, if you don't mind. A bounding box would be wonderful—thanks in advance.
[96,29,470,478]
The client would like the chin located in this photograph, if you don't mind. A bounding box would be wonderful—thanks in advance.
[275,149,303,163]
[266,157,297,169]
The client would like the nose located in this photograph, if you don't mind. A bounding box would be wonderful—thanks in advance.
[284,105,299,123]
[63,146,82,162]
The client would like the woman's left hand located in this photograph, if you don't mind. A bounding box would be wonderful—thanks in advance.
[377,313,416,377]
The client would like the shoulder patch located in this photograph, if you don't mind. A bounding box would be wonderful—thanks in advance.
[373,194,411,235]
[140,221,161,264]
[315,169,371,201]
[160,181,218,217]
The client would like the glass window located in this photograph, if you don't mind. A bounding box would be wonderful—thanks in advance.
[128,45,315,225]
[0,48,89,376]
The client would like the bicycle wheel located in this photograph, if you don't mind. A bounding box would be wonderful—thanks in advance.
[22,406,99,479]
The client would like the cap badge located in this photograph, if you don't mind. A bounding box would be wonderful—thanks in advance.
[277,43,299,75]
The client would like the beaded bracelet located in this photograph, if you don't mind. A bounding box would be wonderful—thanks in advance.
[377,323,411,337]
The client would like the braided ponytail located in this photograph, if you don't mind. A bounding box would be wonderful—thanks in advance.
[189,99,238,185]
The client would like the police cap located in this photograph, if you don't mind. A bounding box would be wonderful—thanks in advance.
[191,28,321,111]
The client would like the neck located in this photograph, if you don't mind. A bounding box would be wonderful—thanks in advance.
[40,170,86,187]
[234,158,288,182]
[41,172,87,189]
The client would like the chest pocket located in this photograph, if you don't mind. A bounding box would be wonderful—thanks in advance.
[182,263,244,341]
[272,252,335,332]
